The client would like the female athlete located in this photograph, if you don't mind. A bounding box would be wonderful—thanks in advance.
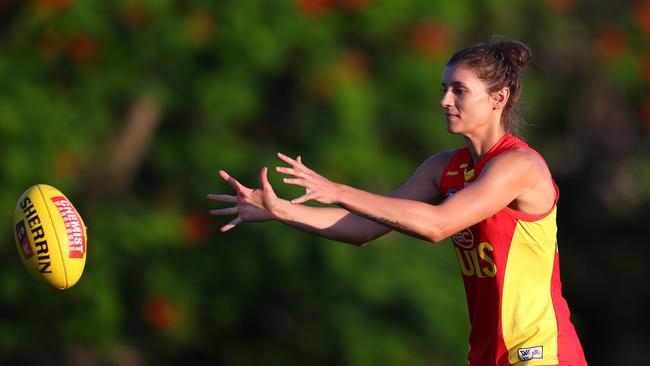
[208,38,588,366]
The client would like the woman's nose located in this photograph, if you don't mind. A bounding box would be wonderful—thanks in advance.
[440,90,452,109]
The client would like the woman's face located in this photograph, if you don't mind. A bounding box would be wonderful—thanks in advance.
[440,64,498,135]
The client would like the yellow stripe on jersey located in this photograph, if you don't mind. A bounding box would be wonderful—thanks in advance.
[446,171,459,176]
[501,208,559,365]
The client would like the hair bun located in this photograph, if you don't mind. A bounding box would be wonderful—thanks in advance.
[490,37,532,70]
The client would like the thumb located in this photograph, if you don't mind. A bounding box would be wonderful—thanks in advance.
[260,166,273,192]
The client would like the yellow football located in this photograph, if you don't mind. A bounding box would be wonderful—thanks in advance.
[13,184,87,289]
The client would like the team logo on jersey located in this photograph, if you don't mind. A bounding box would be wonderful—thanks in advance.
[451,228,473,249]
[518,346,543,361]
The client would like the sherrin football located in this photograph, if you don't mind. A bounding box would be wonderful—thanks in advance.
[13,184,87,289]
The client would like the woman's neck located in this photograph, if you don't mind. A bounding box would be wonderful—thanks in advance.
[463,125,508,164]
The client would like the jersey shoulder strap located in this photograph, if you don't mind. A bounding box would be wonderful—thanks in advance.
[439,147,473,197]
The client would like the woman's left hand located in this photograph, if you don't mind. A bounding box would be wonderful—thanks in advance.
[276,153,341,205]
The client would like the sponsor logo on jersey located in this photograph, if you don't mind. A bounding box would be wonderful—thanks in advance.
[518,346,543,361]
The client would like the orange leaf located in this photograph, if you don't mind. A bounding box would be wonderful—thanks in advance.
[297,0,334,16]
[66,33,98,64]
[144,296,178,331]
[411,21,449,58]
[339,51,369,83]
[183,209,212,244]
[187,11,215,44]
[338,0,372,13]
[635,0,650,36]
[546,0,575,13]
[594,26,628,60]
[120,2,150,29]
[39,30,67,60]
[34,0,74,14]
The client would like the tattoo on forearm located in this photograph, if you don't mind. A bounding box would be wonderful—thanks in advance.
[364,214,409,231]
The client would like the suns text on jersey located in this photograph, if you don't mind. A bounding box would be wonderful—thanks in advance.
[451,229,496,278]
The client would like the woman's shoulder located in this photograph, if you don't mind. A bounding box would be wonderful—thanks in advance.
[494,145,547,167]
[484,146,551,182]
[420,147,468,174]
[424,147,466,166]
[412,147,468,184]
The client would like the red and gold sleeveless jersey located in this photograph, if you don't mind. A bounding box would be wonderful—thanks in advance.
[439,133,587,366]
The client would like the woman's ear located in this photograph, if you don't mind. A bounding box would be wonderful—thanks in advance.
[493,87,510,109]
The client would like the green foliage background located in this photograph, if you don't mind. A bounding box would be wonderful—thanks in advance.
[1,0,649,364]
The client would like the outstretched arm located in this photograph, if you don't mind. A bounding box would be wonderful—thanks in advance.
[208,168,387,245]
[277,149,553,243]
[208,153,451,245]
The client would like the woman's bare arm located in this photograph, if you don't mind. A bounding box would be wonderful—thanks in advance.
[208,151,456,245]
[276,148,552,243]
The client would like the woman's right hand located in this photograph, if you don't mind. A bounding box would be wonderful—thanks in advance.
[207,167,280,232]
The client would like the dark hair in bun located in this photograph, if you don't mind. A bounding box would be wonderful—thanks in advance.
[446,36,532,136]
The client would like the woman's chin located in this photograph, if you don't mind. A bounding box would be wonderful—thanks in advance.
[446,124,463,135]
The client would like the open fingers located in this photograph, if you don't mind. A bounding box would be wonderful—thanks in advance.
[282,177,307,187]
[277,153,315,177]
[278,152,312,171]
[275,166,298,176]
[219,170,245,193]
[277,152,297,166]
[207,194,237,203]
[209,207,238,216]
[220,216,242,232]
